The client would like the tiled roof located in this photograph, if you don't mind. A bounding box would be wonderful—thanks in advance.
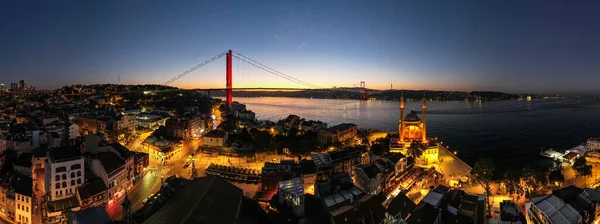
[95,152,125,175]
[533,195,580,224]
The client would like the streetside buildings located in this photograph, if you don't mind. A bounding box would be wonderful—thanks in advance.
[76,178,108,210]
[165,115,206,140]
[327,146,370,176]
[89,152,127,206]
[317,123,358,145]
[43,146,85,223]
[0,172,33,224]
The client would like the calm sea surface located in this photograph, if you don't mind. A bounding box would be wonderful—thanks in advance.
[228,97,600,169]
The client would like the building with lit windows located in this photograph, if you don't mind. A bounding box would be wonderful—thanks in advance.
[0,172,33,224]
[76,178,107,210]
[14,175,33,224]
[204,130,228,147]
[90,152,127,206]
[318,123,358,145]
[165,115,203,140]
[354,164,383,195]
[143,136,181,163]
[587,137,600,152]
[44,146,85,201]
[327,146,370,177]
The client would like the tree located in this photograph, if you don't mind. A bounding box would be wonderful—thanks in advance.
[503,169,524,201]
[371,143,385,156]
[548,169,565,189]
[573,156,593,184]
[470,158,495,217]
[407,141,424,158]
[252,130,273,152]
[521,166,547,197]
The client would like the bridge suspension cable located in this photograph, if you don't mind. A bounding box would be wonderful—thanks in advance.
[232,51,321,89]
[163,51,227,86]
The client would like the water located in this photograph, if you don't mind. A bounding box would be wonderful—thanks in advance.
[230,97,600,169]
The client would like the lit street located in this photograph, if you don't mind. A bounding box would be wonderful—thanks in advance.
[106,172,161,220]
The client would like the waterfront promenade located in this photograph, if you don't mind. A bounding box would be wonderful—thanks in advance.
[438,144,472,179]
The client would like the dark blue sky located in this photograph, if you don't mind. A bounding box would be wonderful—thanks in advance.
[1,1,599,94]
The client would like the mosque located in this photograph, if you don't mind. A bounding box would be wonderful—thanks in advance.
[390,92,439,165]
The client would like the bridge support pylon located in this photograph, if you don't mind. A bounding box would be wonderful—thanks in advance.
[226,50,233,107]
[360,81,366,100]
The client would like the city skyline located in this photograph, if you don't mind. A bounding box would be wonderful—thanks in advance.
[1,1,600,95]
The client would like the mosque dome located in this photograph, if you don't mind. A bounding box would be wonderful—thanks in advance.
[404,111,421,122]
[144,135,158,144]
[154,139,169,147]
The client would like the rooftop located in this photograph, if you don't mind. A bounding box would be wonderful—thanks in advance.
[48,146,82,163]
[68,206,111,224]
[143,176,243,224]
[331,195,386,224]
[204,130,227,138]
[383,152,406,164]
[406,202,439,224]
[47,196,80,213]
[532,194,581,224]
[299,159,317,174]
[278,177,303,197]
[14,152,32,167]
[325,123,357,133]
[387,193,416,220]
[500,200,525,223]
[420,191,444,208]
[77,178,107,200]
[311,153,332,169]
[95,152,125,176]
[357,164,381,179]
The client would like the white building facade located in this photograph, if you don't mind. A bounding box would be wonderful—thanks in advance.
[44,147,85,201]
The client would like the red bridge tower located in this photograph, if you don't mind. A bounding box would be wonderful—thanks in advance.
[359,81,367,100]
[226,50,233,107]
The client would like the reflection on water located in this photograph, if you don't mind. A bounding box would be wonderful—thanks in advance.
[226,97,600,168]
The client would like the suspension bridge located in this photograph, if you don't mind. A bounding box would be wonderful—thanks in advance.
[62,49,371,104]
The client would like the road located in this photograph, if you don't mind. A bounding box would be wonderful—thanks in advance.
[107,135,201,221]
[106,172,162,220]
